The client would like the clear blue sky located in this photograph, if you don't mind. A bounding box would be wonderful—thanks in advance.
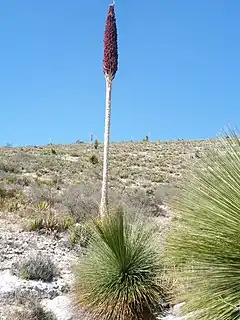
[0,0,239,146]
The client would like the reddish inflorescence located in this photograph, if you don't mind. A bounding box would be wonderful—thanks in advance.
[103,4,118,79]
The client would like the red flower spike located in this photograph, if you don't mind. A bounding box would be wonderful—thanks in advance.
[103,3,118,80]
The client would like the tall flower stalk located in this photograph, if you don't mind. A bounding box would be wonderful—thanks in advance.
[100,1,118,217]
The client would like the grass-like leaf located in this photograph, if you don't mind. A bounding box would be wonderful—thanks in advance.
[166,129,240,320]
[73,209,168,320]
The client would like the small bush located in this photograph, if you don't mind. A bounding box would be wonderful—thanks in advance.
[70,152,79,157]
[36,178,57,187]
[89,154,99,165]
[0,186,18,198]
[28,184,57,208]
[68,223,91,247]
[0,160,20,173]
[28,213,75,233]
[94,139,99,150]
[120,189,164,218]
[73,209,168,319]
[0,186,25,212]
[6,175,31,186]
[63,184,99,222]
[12,298,57,320]
[13,252,57,282]
[36,200,50,211]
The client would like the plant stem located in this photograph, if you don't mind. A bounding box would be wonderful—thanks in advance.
[100,76,112,217]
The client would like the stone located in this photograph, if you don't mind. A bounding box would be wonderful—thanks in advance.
[42,295,73,320]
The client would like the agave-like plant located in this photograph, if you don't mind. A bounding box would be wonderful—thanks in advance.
[73,209,168,319]
[166,129,240,320]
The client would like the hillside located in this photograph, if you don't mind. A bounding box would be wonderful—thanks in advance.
[0,139,217,319]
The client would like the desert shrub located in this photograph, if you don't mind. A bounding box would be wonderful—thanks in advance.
[0,160,20,173]
[166,130,240,319]
[0,186,26,212]
[68,222,91,247]
[94,139,99,149]
[89,154,99,165]
[120,189,164,218]
[28,184,57,207]
[73,209,168,320]
[70,152,79,157]
[12,252,57,282]
[6,175,31,186]
[63,184,99,222]
[11,298,57,320]
[36,178,57,187]
[36,200,50,211]
[28,213,75,233]
[6,175,18,184]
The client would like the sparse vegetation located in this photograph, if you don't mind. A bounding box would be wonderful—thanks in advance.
[0,139,231,318]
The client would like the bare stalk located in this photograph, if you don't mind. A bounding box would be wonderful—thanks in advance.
[100,76,112,217]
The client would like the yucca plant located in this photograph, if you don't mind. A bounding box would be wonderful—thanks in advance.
[100,1,118,217]
[73,209,168,319]
[166,129,240,320]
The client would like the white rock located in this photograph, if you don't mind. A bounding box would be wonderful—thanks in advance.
[42,295,73,320]
[161,303,185,320]
[172,303,185,315]
[0,270,19,296]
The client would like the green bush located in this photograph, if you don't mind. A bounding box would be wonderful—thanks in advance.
[166,130,240,319]
[89,154,99,165]
[13,252,57,282]
[73,209,168,320]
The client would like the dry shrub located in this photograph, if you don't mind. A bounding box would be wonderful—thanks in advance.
[62,184,99,222]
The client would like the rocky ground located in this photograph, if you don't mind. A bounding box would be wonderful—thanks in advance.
[0,139,218,319]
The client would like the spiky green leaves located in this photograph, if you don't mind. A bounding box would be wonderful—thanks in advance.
[166,130,240,320]
[103,4,118,80]
[74,210,167,319]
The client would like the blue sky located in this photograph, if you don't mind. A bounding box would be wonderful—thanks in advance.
[0,0,239,146]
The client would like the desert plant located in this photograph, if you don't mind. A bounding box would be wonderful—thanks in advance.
[73,209,168,319]
[36,200,50,211]
[143,135,149,142]
[13,252,57,282]
[11,297,57,320]
[28,213,74,233]
[89,154,99,165]
[63,184,99,222]
[0,160,20,173]
[120,189,164,218]
[94,139,99,150]
[166,129,240,319]
[100,1,118,217]
[68,222,91,247]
